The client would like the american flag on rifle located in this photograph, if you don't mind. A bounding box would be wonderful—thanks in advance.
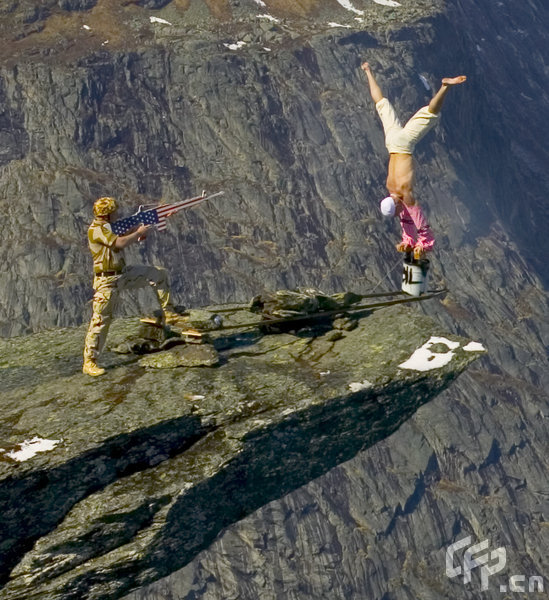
[111,191,224,236]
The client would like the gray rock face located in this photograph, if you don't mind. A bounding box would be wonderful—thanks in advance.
[0,0,548,599]
[135,0,171,9]
[0,78,28,166]
[58,0,98,11]
[0,305,479,599]
[0,0,450,338]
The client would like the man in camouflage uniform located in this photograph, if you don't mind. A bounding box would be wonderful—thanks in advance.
[83,196,181,376]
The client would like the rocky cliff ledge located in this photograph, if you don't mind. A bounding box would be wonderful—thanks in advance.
[0,302,483,600]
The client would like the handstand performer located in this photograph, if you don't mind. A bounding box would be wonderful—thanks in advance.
[361,62,466,259]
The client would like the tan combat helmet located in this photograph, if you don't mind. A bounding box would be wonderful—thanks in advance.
[93,196,117,217]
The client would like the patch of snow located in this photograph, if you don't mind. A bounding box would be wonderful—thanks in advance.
[257,14,279,22]
[3,437,60,462]
[336,0,364,15]
[419,74,431,91]
[102,40,109,45]
[373,0,401,6]
[150,16,173,26]
[399,336,460,372]
[349,379,373,392]
[463,341,486,352]
[254,0,267,6]
[263,47,272,52]
[82,25,91,30]
[224,41,247,50]
[328,22,353,28]
[320,371,331,376]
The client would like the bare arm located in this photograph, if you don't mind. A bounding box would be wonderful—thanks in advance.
[114,224,151,249]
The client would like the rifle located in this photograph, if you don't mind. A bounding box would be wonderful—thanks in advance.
[111,191,224,236]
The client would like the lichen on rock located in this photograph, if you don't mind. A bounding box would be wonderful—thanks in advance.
[139,343,220,368]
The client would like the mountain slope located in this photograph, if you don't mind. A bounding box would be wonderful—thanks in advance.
[0,0,548,598]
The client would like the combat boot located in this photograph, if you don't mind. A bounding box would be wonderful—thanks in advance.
[163,311,180,325]
[83,360,105,377]
[163,305,187,325]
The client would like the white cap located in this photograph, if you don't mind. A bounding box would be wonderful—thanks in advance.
[380,196,396,217]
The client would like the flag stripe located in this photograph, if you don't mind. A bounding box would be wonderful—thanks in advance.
[157,197,205,216]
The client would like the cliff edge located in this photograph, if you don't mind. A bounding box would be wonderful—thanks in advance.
[0,302,483,599]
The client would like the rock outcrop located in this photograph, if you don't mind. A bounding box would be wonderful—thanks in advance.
[0,303,481,599]
[0,0,548,599]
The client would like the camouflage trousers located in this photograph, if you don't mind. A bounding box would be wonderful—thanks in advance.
[83,265,173,363]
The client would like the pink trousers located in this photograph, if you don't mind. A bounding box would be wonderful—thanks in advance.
[399,204,435,251]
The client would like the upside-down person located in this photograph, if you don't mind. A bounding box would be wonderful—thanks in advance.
[361,62,466,259]
[82,196,182,377]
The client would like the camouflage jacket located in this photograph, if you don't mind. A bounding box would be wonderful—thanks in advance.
[88,218,125,274]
